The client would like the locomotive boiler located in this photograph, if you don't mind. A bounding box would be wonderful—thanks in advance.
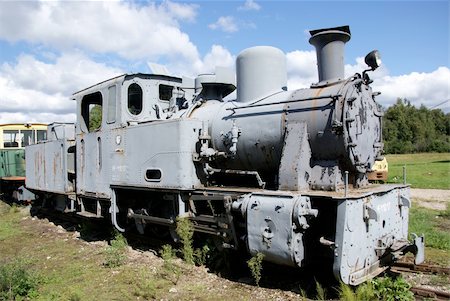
[25,25,424,285]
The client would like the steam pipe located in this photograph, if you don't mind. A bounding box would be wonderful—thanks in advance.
[309,26,351,84]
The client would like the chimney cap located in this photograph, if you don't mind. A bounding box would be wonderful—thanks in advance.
[309,25,350,37]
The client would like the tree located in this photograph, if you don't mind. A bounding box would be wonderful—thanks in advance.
[89,105,102,132]
[382,99,450,154]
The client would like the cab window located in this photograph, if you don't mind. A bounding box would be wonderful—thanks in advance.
[128,83,143,115]
[37,130,47,142]
[3,130,19,147]
[159,84,173,101]
[81,92,103,132]
[107,85,117,123]
[22,130,34,147]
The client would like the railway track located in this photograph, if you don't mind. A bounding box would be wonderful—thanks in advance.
[411,286,450,300]
[392,261,450,300]
[392,261,450,275]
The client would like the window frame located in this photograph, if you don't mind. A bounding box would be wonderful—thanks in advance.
[107,85,117,124]
[127,82,143,116]
[81,91,103,133]
[159,84,173,102]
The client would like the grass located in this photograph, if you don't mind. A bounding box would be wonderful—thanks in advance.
[409,204,450,251]
[385,153,450,189]
[0,201,170,300]
[407,203,450,266]
[0,204,25,242]
[0,201,272,300]
[385,153,450,264]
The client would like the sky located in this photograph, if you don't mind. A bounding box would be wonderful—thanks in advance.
[0,0,449,124]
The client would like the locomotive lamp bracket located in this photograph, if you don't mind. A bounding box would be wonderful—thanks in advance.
[362,50,381,84]
[365,50,381,71]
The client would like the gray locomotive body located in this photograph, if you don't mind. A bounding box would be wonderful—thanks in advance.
[25,26,424,285]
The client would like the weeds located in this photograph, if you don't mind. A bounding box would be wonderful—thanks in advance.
[159,245,181,284]
[247,252,264,286]
[104,231,128,268]
[0,259,40,300]
[372,276,414,301]
[160,244,176,261]
[298,287,308,300]
[194,245,210,266]
[338,281,375,301]
[354,281,376,300]
[175,217,194,264]
[315,280,327,300]
[69,291,82,301]
[9,204,20,214]
[337,275,413,301]
[338,282,356,301]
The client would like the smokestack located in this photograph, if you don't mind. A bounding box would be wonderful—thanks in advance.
[309,26,351,84]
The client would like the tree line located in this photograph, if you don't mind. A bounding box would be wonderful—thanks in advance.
[382,99,450,154]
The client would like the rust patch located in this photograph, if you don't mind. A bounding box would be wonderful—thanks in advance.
[53,152,60,176]
[314,87,325,98]
[311,89,325,126]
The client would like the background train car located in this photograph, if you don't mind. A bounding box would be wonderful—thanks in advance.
[25,122,76,210]
[0,123,47,201]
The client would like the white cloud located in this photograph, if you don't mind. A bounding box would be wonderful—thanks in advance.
[238,0,261,11]
[163,0,198,22]
[0,53,123,124]
[1,53,123,96]
[372,67,450,110]
[345,57,389,79]
[201,45,235,72]
[208,16,239,33]
[165,44,235,77]
[286,50,318,89]
[343,57,449,110]
[0,112,76,125]
[0,1,200,63]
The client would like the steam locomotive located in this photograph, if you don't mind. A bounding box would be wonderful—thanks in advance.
[25,26,424,285]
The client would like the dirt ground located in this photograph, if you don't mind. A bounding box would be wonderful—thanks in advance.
[16,212,305,300]
[411,188,450,210]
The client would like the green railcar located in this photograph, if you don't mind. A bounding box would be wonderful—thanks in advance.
[0,149,26,178]
[0,123,48,200]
